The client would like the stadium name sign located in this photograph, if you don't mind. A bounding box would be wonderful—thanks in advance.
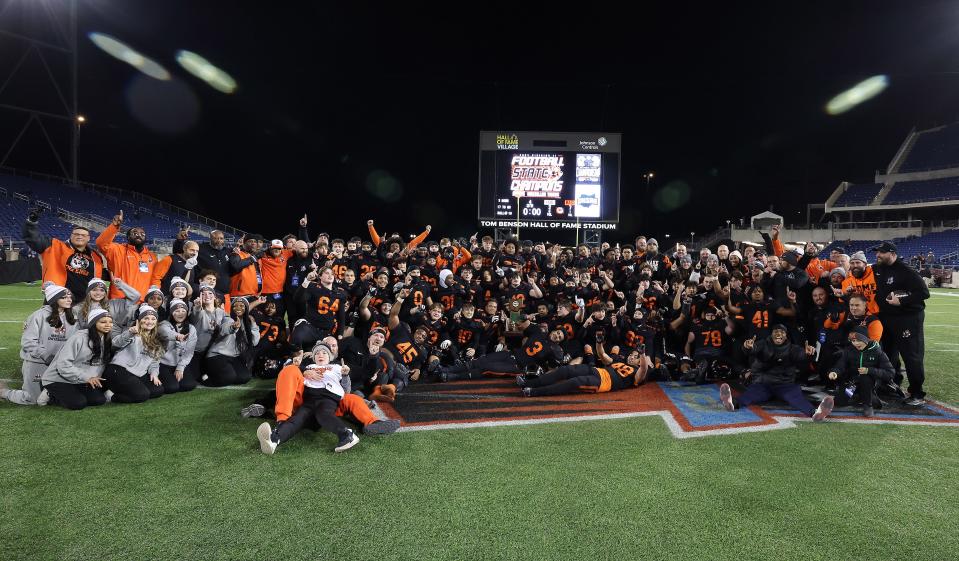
[479,220,617,230]
[378,380,959,439]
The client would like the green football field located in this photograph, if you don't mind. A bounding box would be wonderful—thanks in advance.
[2,282,958,561]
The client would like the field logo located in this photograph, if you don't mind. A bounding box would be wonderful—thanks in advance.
[378,380,959,439]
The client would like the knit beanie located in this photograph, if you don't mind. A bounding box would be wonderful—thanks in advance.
[44,284,68,305]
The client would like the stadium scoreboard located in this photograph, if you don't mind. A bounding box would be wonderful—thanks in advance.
[478,131,622,230]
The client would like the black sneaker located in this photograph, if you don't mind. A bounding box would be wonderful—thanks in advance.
[516,375,527,387]
[334,429,360,452]
[521,387,532,397]
[363,419,401,435]
[863,406,874,418]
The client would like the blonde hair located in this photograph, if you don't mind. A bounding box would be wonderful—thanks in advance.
[137,317,165,359]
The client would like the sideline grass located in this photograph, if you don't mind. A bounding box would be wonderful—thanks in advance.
[2,283,958,561]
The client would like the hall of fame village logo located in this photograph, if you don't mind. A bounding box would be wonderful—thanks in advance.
[374,380,959,439]
[496,133,519,150]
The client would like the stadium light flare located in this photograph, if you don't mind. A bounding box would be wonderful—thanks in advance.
[76,115,86,123]
[825,75,889,115]
[87,32,171,81]
[175,50,237,94]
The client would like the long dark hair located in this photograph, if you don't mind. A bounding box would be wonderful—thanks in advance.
[47,306,76,329]
[86,329,114,365]
[230,302,254,355]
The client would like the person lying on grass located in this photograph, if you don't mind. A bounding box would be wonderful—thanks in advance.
[719,324,834,421]
[517,341,650,397]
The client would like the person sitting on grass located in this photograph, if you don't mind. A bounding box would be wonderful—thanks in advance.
[241,335,400,437]
[157,299,199,394]
[73,277,140,331]
[256,344,361,455]
[719,324,834,421]
[104,304,164,404]
[826,326,895,418]
[1,284,77,406]
[40,309,114,410]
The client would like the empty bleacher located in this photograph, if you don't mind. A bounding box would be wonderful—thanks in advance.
[0,171,245,252]
[832,183,884,207]
[898,122,959,173]
[883,177,959,205]
[819,229,959,267]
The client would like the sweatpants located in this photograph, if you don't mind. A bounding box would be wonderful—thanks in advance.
[526,364,600,396]
[103,364,164,404]
[734,382,814,416]
[273,387,349,444]
[4,361,47,405]
[43,382,106,410]
[880,312,925,399]
[202,355,252,387]
[158,363,198,394]
[271,367,376,425]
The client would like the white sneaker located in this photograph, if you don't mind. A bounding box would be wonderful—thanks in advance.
[104,390,114,403]
[812,395,834,422]
[36,389,50,406]
[256,422,278,455]
[334,430,360,453]
[240,403,265,418]
[719,383,735,412]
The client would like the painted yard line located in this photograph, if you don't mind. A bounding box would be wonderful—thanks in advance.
[0,298,41,301]
[0,378,264,392]
[926,324,959,328]
[0,320,24,323]
[930,349,959,352]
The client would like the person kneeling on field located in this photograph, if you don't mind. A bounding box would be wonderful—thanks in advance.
[719,324,834,421]
[826,326,895,418]
[256,344,361,455]
[40,309,114,410]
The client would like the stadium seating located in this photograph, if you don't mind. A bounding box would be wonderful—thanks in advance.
[0,172,241,248]
[883,177,959,205]
[832,183,883,207]
[818,229,959,267]
[899,122,959,172]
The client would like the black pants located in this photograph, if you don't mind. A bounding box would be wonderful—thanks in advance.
[469,351,521,377]
[202,355,252,387]
[284,293,303,328]
[834,374,880,408]
[273,387,348,443]
[43,382,106,410]
[290,322,331,351]
[880,311,925,399]
[158,363,198,394]
[103,364,164,403]
[526,364,600,396]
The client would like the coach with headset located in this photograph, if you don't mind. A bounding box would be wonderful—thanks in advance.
[872,241,930,406]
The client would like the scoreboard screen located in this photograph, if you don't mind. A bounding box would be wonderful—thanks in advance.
[478,131,621,229]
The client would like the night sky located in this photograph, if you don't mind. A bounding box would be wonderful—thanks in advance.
[4,0,959,243]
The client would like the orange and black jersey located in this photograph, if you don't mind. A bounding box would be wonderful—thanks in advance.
[412,315,449,347]
[619,318,655,353]
[451,317,483,349]
[501,282,534,311]
[434,284,465,313]
[549,315,578,341]
[691,320,730,353]
[515,325,563,368]
[575,285,601,309]
[386,322,427,370]
[296,283,348,334]
[350,254,380,279]
[474,248,497,268]
[690,290,722,319]
[580,317,614,346]
[251,309,287,344]
[598,361,642,391]
[493,253,525,271]
[739,301,781,339]
[400,280,432,315]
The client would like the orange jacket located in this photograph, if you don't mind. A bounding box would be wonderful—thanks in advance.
[230,250,261,296]
[436,246,472,272]
[368,224,430,251]
[771,239,837,281]
[260,249,293,294]
[37,238,104,290]
[841,266,879,315]
[95,223,158,301]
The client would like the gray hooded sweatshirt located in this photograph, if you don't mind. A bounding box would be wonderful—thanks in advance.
[110,329,161,378]
[41,329,108,385]
[20,305,78,365]
[158,321,198,369]
[73,277,141,331]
